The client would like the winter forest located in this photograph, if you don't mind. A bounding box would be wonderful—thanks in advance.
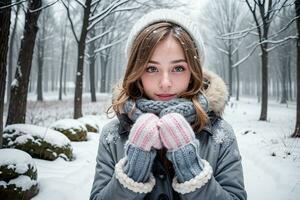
[0,0,299,199]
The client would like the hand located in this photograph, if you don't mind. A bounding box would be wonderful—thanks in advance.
[159,113,195,150]
[128,113,162,151]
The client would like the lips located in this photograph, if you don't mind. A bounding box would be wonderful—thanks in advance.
[156,94,176,101]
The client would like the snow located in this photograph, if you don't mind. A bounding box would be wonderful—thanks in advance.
[11,78,19,88]
[0,149,36,174]
[78,115,100,132]
[2,95,299,199]
[8,175,37,191]
[225,98,299,200]
[50,119,87,134]
[0,149,38,191]
[4,124,71,147]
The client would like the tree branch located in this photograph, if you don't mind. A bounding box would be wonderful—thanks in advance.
[0,0,26,10]
[61,0,79,43]
[74,0,86,8]
[29,0,59,13]
[94,35,126,54]
[86,26,113,44]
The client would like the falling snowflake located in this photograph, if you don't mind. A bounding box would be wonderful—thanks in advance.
[105,132,115,144]
[213,129,227,144]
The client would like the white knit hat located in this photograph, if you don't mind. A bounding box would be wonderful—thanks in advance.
[125,9,205,66]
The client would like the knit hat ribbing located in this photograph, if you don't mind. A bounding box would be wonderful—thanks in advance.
[125,9,205,66]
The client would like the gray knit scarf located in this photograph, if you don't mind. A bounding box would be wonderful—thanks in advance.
[123,95,208,124]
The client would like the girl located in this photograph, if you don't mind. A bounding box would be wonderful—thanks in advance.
[90,9,247,200]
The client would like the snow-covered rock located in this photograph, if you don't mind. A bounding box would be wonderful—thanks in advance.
[50,119,88,141]
[0,149,39,200]
[3,124,73,161]
[78,115,100,133]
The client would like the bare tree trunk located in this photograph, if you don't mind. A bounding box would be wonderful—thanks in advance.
[235,51,240,101]
[7,2,20,104]
[74,0,92,119]
[287,55,293,101]
[292,0,300,137]
[280,56,288,104]
[260,46,268,120]
[6,0,42,125]
[51,49,55,91]
[37,17,46,102]
[37,40,44,101]
[63,44,69,95]
[228,42,233,97]
[0,0,11,148]
[100,54,108,93]
[89,29,96,102]
[59,19,67,100]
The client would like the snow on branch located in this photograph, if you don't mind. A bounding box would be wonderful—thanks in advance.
[204,41,228,55]
[266,36,298,52]
[263,36,298,45]
[89,0,129,21]
[268,16,299,40]
[74,0,86,8]
[88,0,130,31]
[233,45,258,68]
[0,0,26,10]
[94,36,126,54]
[111,5,141,13]
[91,0,102,7]
[29,0,59,13]
[217,31,250,40]
[217,47,229,55]
[220,23,264,39]
[86,27,113,44]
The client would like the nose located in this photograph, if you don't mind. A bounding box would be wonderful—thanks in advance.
[159,72,172,90]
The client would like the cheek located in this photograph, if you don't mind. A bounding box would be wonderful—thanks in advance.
[174,74,191,89]
[141,75,155,90]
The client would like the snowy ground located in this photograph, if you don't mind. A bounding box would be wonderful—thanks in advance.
[3,94,300,200]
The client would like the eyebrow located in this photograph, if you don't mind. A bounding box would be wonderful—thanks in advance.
[149,59,187,64]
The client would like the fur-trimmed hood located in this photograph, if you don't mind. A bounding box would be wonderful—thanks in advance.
[202,69,229,117]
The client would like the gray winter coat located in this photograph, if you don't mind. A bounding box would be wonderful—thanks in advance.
[90,70,247,200]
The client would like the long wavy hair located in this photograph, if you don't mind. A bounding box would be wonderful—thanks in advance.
[108,22,208,132]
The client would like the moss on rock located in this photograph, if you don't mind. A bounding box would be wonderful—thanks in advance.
[3,124,73,161]
[50,119,88,141]
[0,149,39,200]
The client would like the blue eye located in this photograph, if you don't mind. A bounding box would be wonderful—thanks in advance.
[146,66,158,73]
[173,66,185,72]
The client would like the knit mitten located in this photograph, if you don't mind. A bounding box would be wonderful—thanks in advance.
[159,113,204,183]
[123,113,161,182]
[128,113,162,151]
[159,112,195,150]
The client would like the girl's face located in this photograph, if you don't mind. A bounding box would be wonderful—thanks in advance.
[140,35,191,101]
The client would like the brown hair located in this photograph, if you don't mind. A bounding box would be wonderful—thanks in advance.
[108,22,208,132]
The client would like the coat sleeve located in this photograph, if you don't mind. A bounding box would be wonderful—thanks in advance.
[89,121,148,200]
[178,119,247,200]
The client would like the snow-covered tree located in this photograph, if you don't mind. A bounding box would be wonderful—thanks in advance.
[244,0,290,120]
